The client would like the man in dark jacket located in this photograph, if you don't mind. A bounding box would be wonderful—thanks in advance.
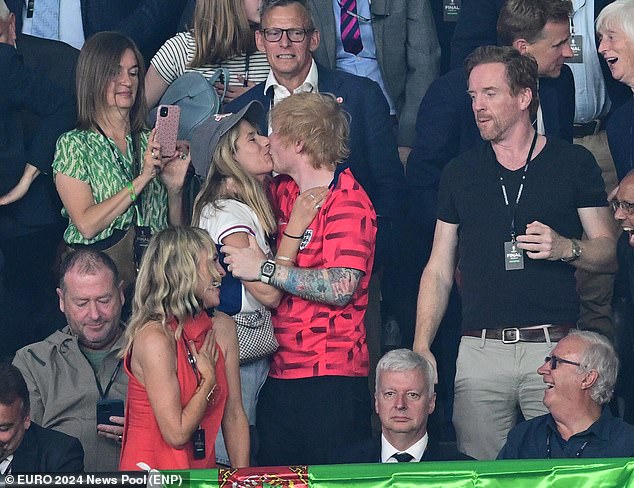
[0,363,83,474]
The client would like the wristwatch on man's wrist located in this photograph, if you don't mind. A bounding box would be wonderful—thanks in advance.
[260,259,276,284]
[561,238,582,263]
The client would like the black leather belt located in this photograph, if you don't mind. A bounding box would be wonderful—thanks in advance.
[462,325,574,343]
[573,120,602,138]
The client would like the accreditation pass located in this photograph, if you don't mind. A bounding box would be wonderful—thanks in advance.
[1,472,185,487]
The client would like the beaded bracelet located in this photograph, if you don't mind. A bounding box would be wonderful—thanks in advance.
[126,181,137,202]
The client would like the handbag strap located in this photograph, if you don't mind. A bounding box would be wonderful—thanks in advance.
[233,307,271,329]
[204,67,231,105]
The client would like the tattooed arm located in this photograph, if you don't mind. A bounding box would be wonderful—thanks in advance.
[270,266,362,307]
[220,235,363,307]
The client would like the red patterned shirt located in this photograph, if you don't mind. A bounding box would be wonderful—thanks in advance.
[269,168,376,379]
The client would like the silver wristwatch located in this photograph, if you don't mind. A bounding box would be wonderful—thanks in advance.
[561,238,581,263]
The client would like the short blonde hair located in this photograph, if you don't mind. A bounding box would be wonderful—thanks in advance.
[270,92,349,169]
[123,227,221,355]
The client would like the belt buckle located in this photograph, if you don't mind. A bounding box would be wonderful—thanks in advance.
[502,327,520,344]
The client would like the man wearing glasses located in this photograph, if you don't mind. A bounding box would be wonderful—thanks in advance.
[226,0,405,272]
[498,330,634,458]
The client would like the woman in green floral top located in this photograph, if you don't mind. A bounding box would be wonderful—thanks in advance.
[53,32,189,288]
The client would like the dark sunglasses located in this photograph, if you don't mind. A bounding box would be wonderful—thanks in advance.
[545,355,581,370]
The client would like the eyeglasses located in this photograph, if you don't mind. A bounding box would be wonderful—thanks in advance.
[545,355,581,370]
[610,200,634,214]
[260,28,314,43]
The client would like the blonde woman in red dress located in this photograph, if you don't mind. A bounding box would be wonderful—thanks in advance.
[119,226,249,470]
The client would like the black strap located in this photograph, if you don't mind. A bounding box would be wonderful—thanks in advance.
[95,126,145,225]
[244,53,251,86]
[498,130,538,240]
[95,125,135,181]
[94,360,122,400]
[546,430,589,459]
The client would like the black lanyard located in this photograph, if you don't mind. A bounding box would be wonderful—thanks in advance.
[94,360,122,400]
[95,125,145,224]
[95,125,136,181]
[546,430,589,459]
[498,130,538,241]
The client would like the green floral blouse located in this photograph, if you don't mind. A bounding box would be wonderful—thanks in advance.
[53,129,168,245]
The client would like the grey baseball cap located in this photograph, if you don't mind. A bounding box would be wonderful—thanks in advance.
[190,100,265,177]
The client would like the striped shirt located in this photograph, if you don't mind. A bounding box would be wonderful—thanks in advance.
[151,32,270,87]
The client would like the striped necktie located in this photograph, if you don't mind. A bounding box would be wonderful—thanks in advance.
[340,0,363,55]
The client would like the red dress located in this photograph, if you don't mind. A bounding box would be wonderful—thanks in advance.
[119,312,228,470]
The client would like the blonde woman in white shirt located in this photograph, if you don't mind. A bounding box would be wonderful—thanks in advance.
[191,100,326,465]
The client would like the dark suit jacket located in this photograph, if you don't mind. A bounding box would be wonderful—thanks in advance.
[308,0,441,146]
[448,0,630,110]
[332,436,473,463]
[225,64,406,222]
[0,36,76,239]
[6,0,187,63]
[11,422,84,473]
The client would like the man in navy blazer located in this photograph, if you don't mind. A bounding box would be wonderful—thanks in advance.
[0,363,84,474]
[332,349,471,464]
[5,0,186,63]
[225,0,406,273]
[450,0,630,114]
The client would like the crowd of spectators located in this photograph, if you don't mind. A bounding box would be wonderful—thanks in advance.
[2,0,634,475]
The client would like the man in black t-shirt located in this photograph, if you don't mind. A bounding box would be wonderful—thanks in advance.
[413,46,616,460]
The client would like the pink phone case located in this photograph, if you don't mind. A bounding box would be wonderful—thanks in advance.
[155,105,180,157]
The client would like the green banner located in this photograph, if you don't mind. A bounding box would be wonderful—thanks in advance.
[163,458,634,488]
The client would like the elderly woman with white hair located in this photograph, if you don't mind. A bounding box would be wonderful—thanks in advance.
[597,0,634,181]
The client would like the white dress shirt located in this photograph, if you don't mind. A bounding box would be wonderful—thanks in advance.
[21,0,85,49]
[0,455,13,474]
[263,60,320,134]
[381,432,429,463]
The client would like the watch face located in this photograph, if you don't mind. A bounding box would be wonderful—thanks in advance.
[262,261,275,277]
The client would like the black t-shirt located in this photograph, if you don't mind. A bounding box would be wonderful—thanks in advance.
[437,138,607,331]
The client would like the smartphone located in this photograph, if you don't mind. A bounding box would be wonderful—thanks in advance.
[155,104,180,158]
[96,399,124,426]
